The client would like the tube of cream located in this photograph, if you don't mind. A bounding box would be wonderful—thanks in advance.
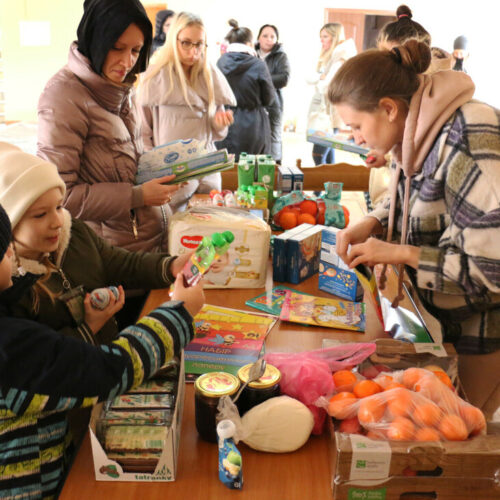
[216,420,243,490]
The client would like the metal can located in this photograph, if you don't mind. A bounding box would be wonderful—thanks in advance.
[194,372,240,443]
[236,363,281,415]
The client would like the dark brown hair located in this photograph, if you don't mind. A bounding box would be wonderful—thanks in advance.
[377,5,431,49]
[328,40,431,111]
[225,19,252,44]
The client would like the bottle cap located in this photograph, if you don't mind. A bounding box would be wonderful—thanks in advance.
[212,232,226,248]
[222,231,235,244]
[216,419,236,440]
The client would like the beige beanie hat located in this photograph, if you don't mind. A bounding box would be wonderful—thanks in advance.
[0,142,66,228]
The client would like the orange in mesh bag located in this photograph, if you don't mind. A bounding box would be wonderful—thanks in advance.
[322,367,486,441]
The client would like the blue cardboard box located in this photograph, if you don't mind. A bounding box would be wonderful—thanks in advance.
[277,165,293,193]
[319,228,362,300]
[287,225,326,284]
[287,164,304,191]
[272,223,313,282]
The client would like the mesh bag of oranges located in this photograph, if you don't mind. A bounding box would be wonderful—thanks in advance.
[321,367,486,441]
[270,190,349,230]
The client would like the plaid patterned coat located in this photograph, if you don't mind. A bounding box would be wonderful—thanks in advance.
[370,99,500,354]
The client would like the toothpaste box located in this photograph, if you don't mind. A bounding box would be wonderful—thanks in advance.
[272,223,313,282]
[319,228,362,301]
[276,165,293,194]
[287,225,326,284]
[287,164,304,191]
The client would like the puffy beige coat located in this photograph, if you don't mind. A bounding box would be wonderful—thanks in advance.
[137,64,236,212]
[37,43,169,252]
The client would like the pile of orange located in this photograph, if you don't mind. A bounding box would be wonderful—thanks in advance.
[277,199,350,230]
[327,366,486,442]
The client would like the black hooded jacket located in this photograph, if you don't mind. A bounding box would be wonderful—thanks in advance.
[216,50,275,159]
[77,0,152,83]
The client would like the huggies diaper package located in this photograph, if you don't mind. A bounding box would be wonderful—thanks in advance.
[168,207,271,288]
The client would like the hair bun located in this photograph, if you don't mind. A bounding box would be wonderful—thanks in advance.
[396,4,412,19]
[228,19,239,29]
[399,39,431,74]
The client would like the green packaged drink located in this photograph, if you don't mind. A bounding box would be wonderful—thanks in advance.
[237,153,256,187]
[182,232,234,287]
[257,154,275,205]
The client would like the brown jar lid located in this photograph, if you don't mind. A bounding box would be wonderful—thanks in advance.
[237,363,281,389]
[194,372,240,398]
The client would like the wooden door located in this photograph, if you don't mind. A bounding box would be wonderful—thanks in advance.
[144,3,168,34]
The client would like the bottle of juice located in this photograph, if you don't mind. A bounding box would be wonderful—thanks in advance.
[182,231,234,287]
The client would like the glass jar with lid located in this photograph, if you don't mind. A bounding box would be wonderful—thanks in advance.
[194,372,240,442]
[236,363,281,415]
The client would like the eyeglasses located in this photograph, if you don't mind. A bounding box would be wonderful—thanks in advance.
[177,39,207,52]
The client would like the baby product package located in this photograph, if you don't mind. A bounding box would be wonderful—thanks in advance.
[168,207,271,288]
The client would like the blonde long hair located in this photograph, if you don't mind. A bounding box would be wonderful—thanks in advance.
[318,23,345,71]
[139,12,215,113]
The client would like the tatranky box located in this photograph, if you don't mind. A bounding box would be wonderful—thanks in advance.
[329,421,500,500]
[89,353,185,482]
[319,227,363,301]
[169,206,271,288]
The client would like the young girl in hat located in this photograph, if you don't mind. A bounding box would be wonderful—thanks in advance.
[330,40,500,356]
[0,201,203,498]
[0,142,193,345]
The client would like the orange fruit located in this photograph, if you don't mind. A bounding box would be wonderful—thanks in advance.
[439,414,468,441]
[436,386,462,415]
[402,367,428,390]
[365,429,385,440]
[459,404,486,436]
[374,374,393,389]
[342,206,350,227]
[387,417,415,441]
[385,381,406,391]
[299,199,318,216]
[297,212,316,225]
[386,388,413,418]
[279,211,298,230]
[338,416,362,434]
[353,379,382,399]
[332,370,357,392]
[358,395,386,425]
[415,427,441,441]
[328,392,358,419]
[413,401,442,427]
[431,370,454,390]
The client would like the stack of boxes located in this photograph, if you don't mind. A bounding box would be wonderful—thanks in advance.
[237,153,275,207]
[276,164,304,194]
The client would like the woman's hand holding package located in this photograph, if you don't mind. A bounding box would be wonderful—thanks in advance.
[84,285,125,334]
[171,272,205,318]
[336,216,383,265]
[142,175,180,206]
[346,238,420,269]
[214,109,234,129]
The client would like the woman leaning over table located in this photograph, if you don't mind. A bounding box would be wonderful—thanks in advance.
[37,0,179,254]
[330,40,500,357]
[137,12,236,212]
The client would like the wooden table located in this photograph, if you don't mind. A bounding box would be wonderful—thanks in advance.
[59,194,433,500]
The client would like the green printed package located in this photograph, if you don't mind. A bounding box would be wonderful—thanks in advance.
[237,153,256,186]
[182,231,235,287]
[257,155,275,204]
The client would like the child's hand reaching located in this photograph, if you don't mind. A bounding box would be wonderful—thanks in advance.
[171,273,205,318]
[84,285,125,334]
[214,109,234,129]
[169,252,194,278]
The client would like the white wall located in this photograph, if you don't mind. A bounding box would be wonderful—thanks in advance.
[1,0,498,122]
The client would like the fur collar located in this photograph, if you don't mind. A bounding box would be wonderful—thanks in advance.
[13,209,72,276]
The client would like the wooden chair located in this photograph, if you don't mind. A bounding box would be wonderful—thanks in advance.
[221,161,370,192]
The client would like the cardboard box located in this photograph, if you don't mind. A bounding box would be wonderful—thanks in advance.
[329,420,500,500]
[277,165,293,194]
[288,164,304,191]
[319,227,362,301]
[169,206,271,288]
[89,354,185,482]
[287,224,325,284]
[272,223,313,282]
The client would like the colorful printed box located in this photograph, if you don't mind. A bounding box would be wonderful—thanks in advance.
[319,227,362,301]
[287,225,326,284]
[276,165,293,194]
[287,164,304,191]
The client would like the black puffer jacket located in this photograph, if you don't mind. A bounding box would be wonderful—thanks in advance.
[216,50,275,160]
[150,9,174,55]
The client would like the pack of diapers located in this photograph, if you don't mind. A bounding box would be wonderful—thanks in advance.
[168,207,271,288]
